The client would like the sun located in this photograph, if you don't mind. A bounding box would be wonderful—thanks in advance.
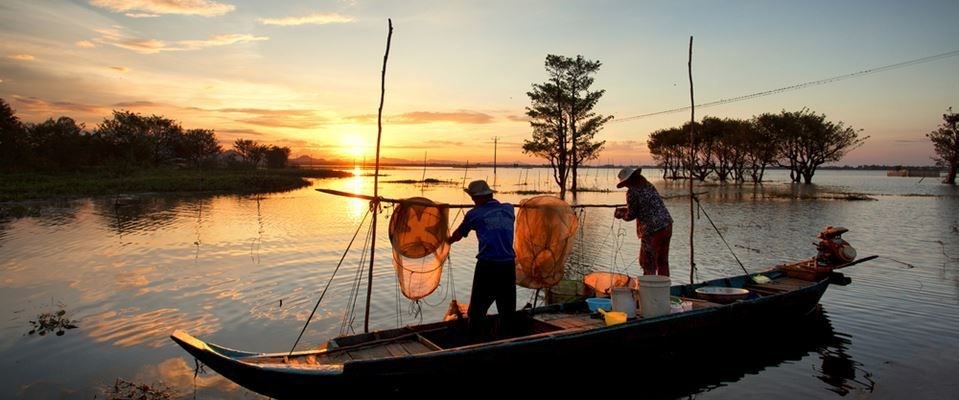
[339,134,367,159]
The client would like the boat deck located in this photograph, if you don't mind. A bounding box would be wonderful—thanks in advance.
[240,275,820,366]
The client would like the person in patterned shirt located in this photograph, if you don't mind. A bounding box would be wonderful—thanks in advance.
[613,167,673,276]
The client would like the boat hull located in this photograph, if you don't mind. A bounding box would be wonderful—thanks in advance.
[171,272,832,397]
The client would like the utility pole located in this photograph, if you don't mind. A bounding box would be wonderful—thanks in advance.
[492,136,498,176]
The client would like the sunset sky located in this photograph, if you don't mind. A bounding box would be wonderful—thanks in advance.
[1,0,957,166]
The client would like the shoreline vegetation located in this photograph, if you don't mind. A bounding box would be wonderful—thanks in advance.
[0,167,352,202]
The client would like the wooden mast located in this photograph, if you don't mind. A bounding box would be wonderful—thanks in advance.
[687,36,696,284]
[365,19,393,333]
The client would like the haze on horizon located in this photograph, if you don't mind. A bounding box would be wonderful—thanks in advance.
[1,0,957,167]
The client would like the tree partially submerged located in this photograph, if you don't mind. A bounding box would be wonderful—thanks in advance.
[649,109,866,184]
[927,107,959,184]
[523,54,610,198]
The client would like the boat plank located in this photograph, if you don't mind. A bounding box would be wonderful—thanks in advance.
[401,338,435,355]
[384,342,411,357]
[348,344,394,361]
[542,315,604,330]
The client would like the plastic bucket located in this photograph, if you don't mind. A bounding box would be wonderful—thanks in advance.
[610,287,636,318]
[638,275,671,318]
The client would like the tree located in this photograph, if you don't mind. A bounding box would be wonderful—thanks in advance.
[561,55,611,194]
[524,68,570,198]
[0,98,29,171]
[648,127,686,180]
[27,117,89,170]
[233,139,267,168]
[265,145,291,169]
[757,109,866,184]
[95,110,184,168]
[180,129,221,168]
[523,54,610,198]
[928,107,959,184]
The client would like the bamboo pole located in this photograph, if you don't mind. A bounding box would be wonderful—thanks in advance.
[687,36,696,284]
[365,19,393,333]
[317,188,706,208]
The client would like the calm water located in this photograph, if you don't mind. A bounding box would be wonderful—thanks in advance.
[1,168,957,398]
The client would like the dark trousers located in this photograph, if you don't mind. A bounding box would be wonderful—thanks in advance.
[468,260,516,337]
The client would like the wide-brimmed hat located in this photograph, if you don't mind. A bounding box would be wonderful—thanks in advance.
[464,180,494,197]
[616,167,642,188]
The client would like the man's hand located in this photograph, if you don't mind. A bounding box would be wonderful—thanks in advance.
[447,230,463,244]
[614,207,627,219]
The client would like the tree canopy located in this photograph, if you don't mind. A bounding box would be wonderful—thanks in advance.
[927,107,959,184]
[523,54,610,198]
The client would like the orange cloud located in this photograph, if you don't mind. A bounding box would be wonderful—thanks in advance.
[75,40,96,48]
[258,12,354,26]
[90,0,235,17]
[348,111,495,125]
[125,12,160,18]
[109,66,131,72]
[9,54,35,61]
[506,114,530,122]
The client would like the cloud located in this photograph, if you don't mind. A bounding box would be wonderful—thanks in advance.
[347,111,495,125]
[109,66,130,72]
[603,140,648,153]
[208,107,329,129]
[89,0,235,17]
[12,95,107,115]
[125,12,160,18]
[75,40,96,48]
[9,54,35,61]
[258,12,354,26]
[112,100,160,108]
[506,114,530,122]
[91,26,268,54]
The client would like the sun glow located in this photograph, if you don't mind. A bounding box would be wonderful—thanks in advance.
[339,134,368,160]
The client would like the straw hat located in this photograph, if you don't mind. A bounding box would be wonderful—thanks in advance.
[616,167,642,188]
[464,180,494,196]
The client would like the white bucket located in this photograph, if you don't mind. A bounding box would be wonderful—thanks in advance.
[610,287,636,318]
[638,275,671,318]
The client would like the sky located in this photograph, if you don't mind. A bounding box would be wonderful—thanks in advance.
[0,0,957,166]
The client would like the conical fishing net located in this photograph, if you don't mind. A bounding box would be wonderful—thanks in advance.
[514,196,578,289]
[389,197,450,300]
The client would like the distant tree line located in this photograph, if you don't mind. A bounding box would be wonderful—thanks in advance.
[0,98,290,172]
[648,108,868,184]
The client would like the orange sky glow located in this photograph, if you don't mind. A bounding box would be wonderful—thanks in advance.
[1,1,957,166]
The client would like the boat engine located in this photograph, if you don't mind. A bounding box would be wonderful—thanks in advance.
[815,226,857,267]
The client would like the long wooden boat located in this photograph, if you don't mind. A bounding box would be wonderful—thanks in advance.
[170,264,862,397]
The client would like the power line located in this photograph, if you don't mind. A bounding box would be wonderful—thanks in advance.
[612,49,959,123]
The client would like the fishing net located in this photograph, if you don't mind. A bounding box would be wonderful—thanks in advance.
[583,272,638,297]
[389,197,450,300]
[514,196,579,289]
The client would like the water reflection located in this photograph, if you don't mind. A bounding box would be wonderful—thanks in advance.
[100,357,245,399]
[816,332,875,395]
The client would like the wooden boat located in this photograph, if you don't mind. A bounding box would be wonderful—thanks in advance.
[170,263,867,397]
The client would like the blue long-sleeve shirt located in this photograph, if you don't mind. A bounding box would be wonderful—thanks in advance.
[455,199,516,262]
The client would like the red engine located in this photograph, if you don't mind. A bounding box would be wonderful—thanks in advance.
[815,226,857,267]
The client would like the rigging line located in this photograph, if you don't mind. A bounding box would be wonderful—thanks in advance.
[693,197,751,277]
[289,208,371,355]
[342,211,375,335]
[612,48,959,123]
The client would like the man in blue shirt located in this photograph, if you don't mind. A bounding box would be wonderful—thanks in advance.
[448,180,516,338]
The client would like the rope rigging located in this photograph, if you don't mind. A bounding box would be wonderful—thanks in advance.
[612,48,959,123]
[289,207,371,355]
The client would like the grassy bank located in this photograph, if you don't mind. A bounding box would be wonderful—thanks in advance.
[0,168,353,202]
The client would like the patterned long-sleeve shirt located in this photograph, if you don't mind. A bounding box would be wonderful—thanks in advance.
[623,184,673,237]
